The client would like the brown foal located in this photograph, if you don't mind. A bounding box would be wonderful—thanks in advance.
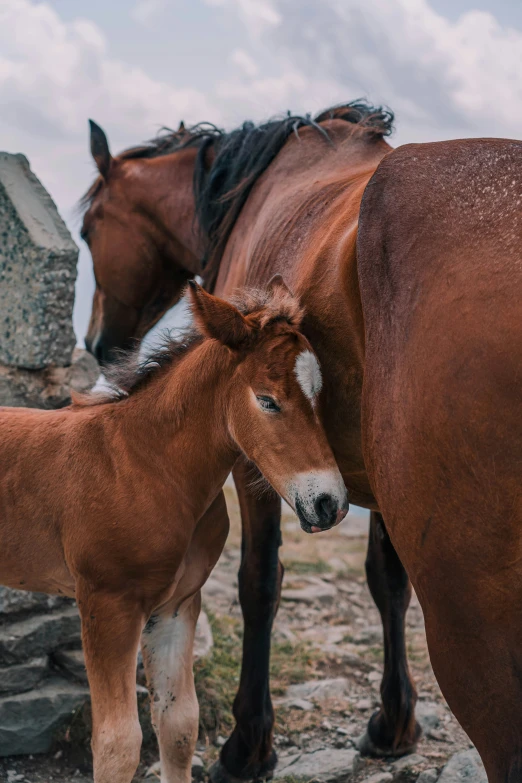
[0,280,347,783]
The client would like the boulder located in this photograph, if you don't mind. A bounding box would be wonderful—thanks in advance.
[0,608,81,665]
[275,748,360,782]
[0,657,48,694]
[0,348,99,408]
[438,749,486,783]
[0,587,69,616]
[0,678,89,755]
[0,152,77,370]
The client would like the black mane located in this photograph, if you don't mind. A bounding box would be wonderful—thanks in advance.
[81,100,394,287]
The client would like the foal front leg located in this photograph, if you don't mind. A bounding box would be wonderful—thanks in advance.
[359,512,421,756]
[77,582,144,783]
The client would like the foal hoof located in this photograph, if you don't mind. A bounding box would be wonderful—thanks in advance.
[357,729,419,759]
[209,755,276,783]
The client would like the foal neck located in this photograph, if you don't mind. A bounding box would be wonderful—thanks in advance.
[116,338,238,510]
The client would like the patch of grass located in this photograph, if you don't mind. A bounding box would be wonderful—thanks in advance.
[284,559,332,576]
[195,612,321,741]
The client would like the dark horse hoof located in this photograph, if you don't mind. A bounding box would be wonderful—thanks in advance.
[357,712,422,758]
[209,752,277,783]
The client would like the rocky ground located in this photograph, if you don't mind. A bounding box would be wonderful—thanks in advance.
[0,483,485,783]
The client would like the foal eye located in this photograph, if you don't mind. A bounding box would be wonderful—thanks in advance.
[256,395,281,413]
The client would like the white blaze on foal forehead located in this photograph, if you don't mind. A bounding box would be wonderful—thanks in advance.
[294,350,322,404]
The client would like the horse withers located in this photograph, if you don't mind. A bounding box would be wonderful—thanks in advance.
[0,279,347,783]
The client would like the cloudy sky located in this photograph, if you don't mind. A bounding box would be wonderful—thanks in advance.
[1,0,522,342]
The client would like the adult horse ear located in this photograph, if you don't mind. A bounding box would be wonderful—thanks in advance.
[187,280,252,348]
[89,119,112,179]
[268,274,294,298]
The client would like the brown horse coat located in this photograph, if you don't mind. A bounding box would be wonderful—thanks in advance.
[358,138,522,783]
[0,282,347,783]
[81,106,423,776]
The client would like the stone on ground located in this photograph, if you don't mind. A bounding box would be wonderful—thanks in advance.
[438,749,486,783]
[390,753,428,773]
[0,152,77,370]
[275,748,360,782]
[0,587,68,616]
[194,611,213,659]
[278,678,351,707]
[416,700,442,732]
[0,607,81,665]
[0,678,89,755]
[0,657,48,694]
[52,649,87,685]
[417,769,439,783]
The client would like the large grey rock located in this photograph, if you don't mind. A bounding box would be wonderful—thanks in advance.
[275,748,360,782]
[52,649,87,685]
[0,586,69,616]
[438,749,486,783]
[0,608,81,664]
[0,152,77,370]
[0,657,48,694]
[0,678,89,755]
[278,678,351,707]
[0,347,99,409]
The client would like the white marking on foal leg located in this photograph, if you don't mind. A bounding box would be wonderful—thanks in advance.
[294,350,322,404]
[141,593,201,783]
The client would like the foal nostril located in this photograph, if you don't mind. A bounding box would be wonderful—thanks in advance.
[314,493,338,527]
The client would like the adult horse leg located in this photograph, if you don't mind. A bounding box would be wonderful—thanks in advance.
[211,459,282,783]
[142,592,201,783]
[77,582,144,783]
[358,512,421,756]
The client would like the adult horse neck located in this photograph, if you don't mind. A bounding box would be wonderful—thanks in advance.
[81,103,421,779]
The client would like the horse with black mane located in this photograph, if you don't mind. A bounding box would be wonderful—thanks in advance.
[80,102,419,781]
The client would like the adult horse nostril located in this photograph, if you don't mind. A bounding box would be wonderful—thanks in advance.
[314,493,338,527]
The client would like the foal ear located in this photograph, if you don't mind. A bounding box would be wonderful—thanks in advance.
[187,281,252,348]
[268,274,294,298]
[89,119,112,180]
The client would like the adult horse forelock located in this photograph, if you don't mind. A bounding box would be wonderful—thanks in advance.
[80,103,423,780]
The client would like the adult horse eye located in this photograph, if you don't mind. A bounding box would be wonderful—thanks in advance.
[256,395,281,413]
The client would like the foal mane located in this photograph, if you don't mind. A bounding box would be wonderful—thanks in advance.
[79,100,393,286]
[75,285,303,408]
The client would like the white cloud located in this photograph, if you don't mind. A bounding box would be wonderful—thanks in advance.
[0,0,217,140]
[131,0,169,24]
[210,0,522,141]
[205,0,281,36]
[230,49,259,78]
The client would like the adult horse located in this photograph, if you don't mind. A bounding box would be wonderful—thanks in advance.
[80,103,421,779]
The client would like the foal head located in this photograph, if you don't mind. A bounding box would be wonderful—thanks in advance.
[189,277,348,533]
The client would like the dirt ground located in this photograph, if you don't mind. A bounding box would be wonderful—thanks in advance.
[0,483,472,783]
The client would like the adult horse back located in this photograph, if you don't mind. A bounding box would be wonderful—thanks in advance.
[358,138,522,783]
[80,104,422,779]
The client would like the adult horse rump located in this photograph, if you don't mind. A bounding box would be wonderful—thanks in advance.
[357,138,522,783]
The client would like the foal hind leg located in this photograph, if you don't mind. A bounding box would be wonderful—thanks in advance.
[142,592,201,783]
[359,512,420,757]
[77,582,144,783]
[212,460,282,783]
[142,491,230,783]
